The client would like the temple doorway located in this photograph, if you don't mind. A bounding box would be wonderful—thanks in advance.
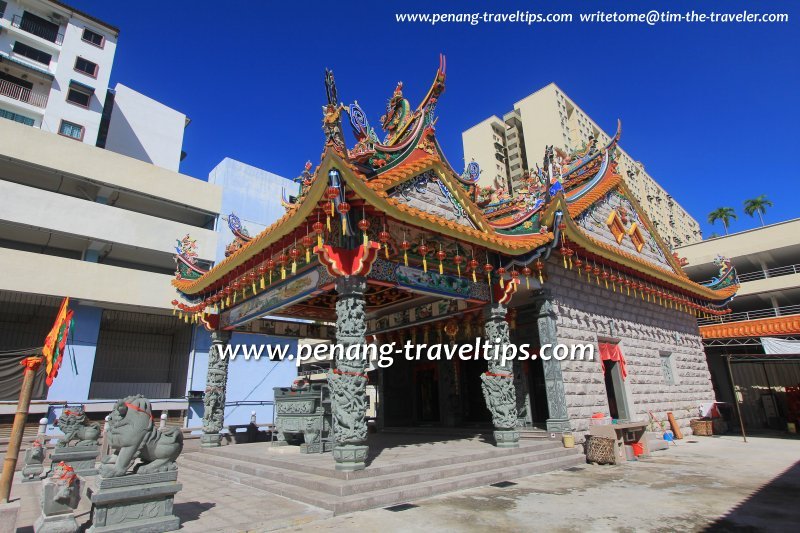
[458,358,491,425]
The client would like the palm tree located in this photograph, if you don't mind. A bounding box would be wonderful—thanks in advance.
[743,195,773,226]
[708,207,737,235]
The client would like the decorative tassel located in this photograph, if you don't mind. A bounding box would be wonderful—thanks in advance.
[306,248,310,263]
[404,250,408,267]
[281,265,286,280]
[472,269,477,283]
[252,281,256,294]
[457,264,461,278]
[292,260,297,275]
[342,217,347,236]
[260,276,266,290]
[384,244,389,259]
[317,233,323,249]
[422,257,427,273]
[525,276,530,289]
[439,261,443,275]
[499,276,505,289]
[538,271,544,284]
[363,233,368,248]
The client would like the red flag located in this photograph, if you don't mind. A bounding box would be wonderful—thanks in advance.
[42,298,73,386]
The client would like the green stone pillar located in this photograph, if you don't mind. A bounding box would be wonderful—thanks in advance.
[481,301,520,448]
[533,291,571,433]
[201,329,232,447]
[329,276,369,470]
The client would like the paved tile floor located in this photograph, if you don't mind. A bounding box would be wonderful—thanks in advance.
[8,434,800,532]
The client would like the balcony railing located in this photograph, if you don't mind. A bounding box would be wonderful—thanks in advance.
[699,263,800,285]
[11,15,64,45]
[697,304,800,326]
[0,78,48,108]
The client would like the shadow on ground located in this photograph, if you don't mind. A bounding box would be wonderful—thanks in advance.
[705,460,800,531]
[174,501,216,524]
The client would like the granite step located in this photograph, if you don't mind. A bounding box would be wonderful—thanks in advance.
[183,443,577,497]
[179,445,584,515]
[198,439,561,480]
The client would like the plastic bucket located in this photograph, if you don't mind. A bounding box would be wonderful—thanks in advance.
[631,442,645,456]
[562,434,575,448]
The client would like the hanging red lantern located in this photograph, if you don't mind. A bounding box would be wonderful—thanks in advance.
[171,299,179,315]
[266,258,276,285]
[496,266,507,288]
[624,278,632,296]
[417,242,429,272]
[325,186,338,231]
[337,201,351,235]
[593,266,601,285]
[357,217,370,247]
[534,260,545,284]
[312,220,325,248]
[609,273,617,292]
[453,253,464,278]
[379,229,391,259]
[574,257,584,278]
[522,266,532,289]
[468,258,479,283]
[483,262,494,285]
[400,239,411,266]
[301,234,314,263]
[278,252,289,280]
[436,248,447,275]
[247,271,257,294]
[289,247,301,274]
[232,280,240,303]
[257,264,267,289]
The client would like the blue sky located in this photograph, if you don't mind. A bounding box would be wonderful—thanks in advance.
[70,0,798,237]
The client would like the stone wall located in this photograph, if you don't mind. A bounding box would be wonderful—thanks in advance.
[541,259,715,436]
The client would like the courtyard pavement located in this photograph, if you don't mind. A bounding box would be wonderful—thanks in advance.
[8,433,799,532]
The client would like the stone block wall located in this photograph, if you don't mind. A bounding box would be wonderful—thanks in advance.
[542,260,715,436]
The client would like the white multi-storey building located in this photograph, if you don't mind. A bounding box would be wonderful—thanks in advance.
[463,83,703,248]
[0,0,118,143]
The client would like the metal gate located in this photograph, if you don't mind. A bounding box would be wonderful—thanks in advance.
[89,310,192,400]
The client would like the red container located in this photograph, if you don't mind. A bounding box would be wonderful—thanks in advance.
[631,442,645,457]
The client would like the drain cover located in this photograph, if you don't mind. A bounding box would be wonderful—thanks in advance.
[490,481,517,488]
[385,503,419,512]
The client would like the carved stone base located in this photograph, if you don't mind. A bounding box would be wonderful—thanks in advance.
[88,471,182,533]
[0,501,20,533]
[50,446,99,477]
[200,433,222,448]
[493,430,520,448]
[546,418,572,433]
[22,463,44,482]
[332,444,368,471]
[33,513,78,533]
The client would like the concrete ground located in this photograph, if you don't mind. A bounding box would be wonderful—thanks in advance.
[285,434,799,533]
[7,434,799,532]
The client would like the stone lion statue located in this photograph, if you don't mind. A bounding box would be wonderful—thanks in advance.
[56,407,101,447]
[99,395,184,478]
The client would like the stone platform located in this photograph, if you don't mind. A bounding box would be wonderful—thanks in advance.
[179,431,583,515]
[88,471,182,532]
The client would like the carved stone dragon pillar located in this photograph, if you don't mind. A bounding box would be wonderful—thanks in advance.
[201,329,232,447]
[481,301,520,448]
[329,276,370,470]
[533,290,571,433]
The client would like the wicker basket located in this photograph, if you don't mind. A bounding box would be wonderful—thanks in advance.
[585,435,616,465]
[690,418,714,436]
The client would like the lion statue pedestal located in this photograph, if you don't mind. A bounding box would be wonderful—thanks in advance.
[87,395,183,533]
[49,407,101,477]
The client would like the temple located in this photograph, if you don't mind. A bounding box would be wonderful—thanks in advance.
[171,56,738,471]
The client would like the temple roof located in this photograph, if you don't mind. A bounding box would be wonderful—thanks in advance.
[172,57,738,313]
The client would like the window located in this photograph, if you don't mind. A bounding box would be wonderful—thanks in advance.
[660,353,675,385]
[627,222,646,252]
[12,41,52,65]
[606,210,626,244]
[74,57,98,77]
[58,120,84,140]
[0,1,7,18]
[0,108,35,126]
[67,86,91,108]
[82,28,105,47]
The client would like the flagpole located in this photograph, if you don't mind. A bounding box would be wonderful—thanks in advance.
[0,356,43,503]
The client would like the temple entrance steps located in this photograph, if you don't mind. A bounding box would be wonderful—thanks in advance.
[178,434,583,515]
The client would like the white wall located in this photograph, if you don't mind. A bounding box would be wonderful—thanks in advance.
[104,83,186,171]
[0,179,217,260]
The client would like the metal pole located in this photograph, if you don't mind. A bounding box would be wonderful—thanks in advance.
[0,356,43,503]
[725,354,747,443]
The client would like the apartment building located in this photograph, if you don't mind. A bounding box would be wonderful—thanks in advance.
[0,0,118,143]
[677,220,800,431]
[463,83,702,248]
